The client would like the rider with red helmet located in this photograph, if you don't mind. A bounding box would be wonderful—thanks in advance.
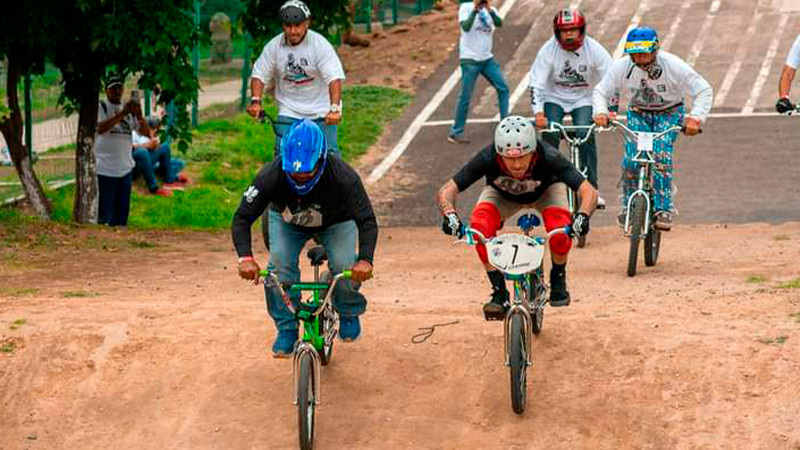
[529,9,612,208]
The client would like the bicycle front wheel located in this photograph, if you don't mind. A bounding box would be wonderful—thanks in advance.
[508,313,528,414]
[297,352,316,450]
[319,310,335,366]
[627,196,646,277]
[644,226,661,267]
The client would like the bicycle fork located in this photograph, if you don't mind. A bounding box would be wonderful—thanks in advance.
[623,164,653,235]
[503,299,533,367]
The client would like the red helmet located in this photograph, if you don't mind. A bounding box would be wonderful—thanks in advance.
[553,9,586,51]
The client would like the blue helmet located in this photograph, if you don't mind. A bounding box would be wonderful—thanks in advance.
[624,26,659,54]
[280,118,328,195]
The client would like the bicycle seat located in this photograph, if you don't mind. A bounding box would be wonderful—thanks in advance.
[306,246,328,266]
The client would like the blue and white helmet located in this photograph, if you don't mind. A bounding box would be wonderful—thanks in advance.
[624,26,659,54]
[281,119,327,196]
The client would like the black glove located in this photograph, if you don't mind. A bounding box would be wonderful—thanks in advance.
[776,97,794,114]
[571,212,590,237]
[441,212,464,238]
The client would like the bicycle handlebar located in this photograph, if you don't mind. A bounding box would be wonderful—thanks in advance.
[258,270,353,316]
[607,120,700,141]
[540,122,598,146]
[459,226,572,246]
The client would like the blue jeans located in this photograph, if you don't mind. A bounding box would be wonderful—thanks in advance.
[542,103,598,188]
[623,107,684,212]
[132,144,177,191]
[450,57,510,138]
[264,209,367,332]
[97,171,132,226]
[274,115,339,159]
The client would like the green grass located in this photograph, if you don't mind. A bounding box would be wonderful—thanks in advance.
[778,278,800,289]
[774,234,791,241]
[41,85,411,230]
[9,318,26,330]
[0,342,16,353]
[1,288,39,297]
[746,275,766,284]
[758,335,789,345]
[791,312,800,323]
[62,291,101,298]
[128,239,158,249]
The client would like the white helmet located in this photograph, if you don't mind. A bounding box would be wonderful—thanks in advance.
[494,116,537,157]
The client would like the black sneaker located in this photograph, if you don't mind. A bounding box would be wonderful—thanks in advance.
[446,135,470,144]
[482,289,508,321]
[654,211,673,231]
[549,270,571,307]
[617,212,626,228]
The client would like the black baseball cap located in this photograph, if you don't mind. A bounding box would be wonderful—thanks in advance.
[280,0,311,24]
[105,74,124,89]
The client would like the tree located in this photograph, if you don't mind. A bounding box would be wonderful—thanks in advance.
[0,1,54,219]
[44,0,201,223]
[242,0,350,51]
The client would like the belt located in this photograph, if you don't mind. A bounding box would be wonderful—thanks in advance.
[630,102,684,114]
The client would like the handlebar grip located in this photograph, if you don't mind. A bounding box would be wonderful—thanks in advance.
[341,270,353,279]
[258,270,270,277]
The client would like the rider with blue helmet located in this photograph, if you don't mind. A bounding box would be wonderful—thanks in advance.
[232,119,378,357]
[593,26,713,230]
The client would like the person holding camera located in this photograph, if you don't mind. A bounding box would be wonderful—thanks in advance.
[447,0,509,144]
[95,74,151,226]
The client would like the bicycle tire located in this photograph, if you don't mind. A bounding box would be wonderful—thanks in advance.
[509,313,527,414]
[644,226,661,267]
[297,351,315,450]
[528,272,544,335]
[627,196,646,277]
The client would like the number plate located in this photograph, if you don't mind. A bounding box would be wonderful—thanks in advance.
[486,234,545,275]
[637,132,654,151]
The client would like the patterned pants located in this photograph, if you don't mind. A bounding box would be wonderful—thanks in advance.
[622,107,684,213]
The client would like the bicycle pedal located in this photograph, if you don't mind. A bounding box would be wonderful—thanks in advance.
[596,203,606,210]
[483,310,506,321]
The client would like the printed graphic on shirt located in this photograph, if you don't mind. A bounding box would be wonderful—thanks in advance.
[243,186,259,203]
[630,79,666,109]
[475,10,493,33]
[554,60,588,88]
[493,176,542,195]
[647,62,663,80]
[281,203,323,227]
[283,53,314,85]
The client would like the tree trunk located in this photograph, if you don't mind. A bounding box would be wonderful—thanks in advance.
[0,57,52,219]
[72,83,101,224]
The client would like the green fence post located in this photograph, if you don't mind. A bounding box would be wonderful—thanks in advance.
[24,72,32,161]
[240,34,252,111]
[366,0,372,34]
[392,0,398,25]
[191,0,200,128]
[144,89,151,117]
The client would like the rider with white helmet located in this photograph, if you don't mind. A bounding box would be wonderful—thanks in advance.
[437,116,598,318]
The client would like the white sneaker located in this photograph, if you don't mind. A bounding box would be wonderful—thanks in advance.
[597,196,607,209]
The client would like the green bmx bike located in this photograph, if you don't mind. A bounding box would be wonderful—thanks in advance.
[259,246,352,450]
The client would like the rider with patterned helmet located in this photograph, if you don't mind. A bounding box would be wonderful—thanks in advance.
[593,26,712,230]
[232,119,378,357]
[437,116,598,319]
[529,8,612,209]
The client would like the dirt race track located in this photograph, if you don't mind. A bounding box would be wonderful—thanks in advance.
[3,0,800,448]
[1,223,800,449]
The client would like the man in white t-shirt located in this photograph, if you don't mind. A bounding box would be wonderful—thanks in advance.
[529,9,611,206]
[95,75,150,226]
[247,0,345,156]
[593,27,712,231]
[776,34,800,113]
[447,0,509,144]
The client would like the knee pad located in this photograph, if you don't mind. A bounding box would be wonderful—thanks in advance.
[542,206,573,256]
[471,202,502,264]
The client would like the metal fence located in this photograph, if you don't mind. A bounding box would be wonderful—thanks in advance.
[354,0,438,33]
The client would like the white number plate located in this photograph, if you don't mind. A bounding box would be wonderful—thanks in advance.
[486,234,545,275]
[636,132,654,151]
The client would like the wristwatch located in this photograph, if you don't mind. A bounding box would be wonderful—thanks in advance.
[329,103,341,114]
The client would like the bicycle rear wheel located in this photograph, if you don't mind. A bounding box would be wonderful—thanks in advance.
[297,352,315,450]
[528,271,544,335]
[627,196,646,277]
[644,226,661,267]
[318,309,335,366]
[509,313,528,414]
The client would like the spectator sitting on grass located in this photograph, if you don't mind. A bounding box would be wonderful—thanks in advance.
[132,116,189,196]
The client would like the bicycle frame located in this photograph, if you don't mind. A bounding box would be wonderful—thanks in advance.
[607,120,682,235]
[461,226,569,367]
[260,270,351,405]
[541,123,597,213]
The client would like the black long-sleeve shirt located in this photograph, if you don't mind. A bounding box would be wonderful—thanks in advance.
[231,156,378,263]
[453,141,585,204]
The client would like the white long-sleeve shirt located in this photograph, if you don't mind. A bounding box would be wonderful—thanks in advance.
[593,50,713,121]
[529,36,612,114]
[251,30,345,119]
